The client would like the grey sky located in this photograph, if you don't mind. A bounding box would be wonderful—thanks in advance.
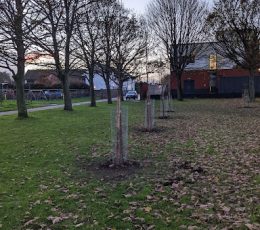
[122,0,214,14]
[122,0,150,14]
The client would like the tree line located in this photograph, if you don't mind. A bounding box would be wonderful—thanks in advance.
[0,0,259,118]
[0,0,147,117]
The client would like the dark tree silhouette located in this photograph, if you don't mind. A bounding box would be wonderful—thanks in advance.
[147,0,208,100]
[74,1,102,107]
[30,0,84,111]
[96,0,120,104]
[207,0,260,102]
[0,0,38,118]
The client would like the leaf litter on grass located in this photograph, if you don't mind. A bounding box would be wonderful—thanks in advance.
[127,99,260,229]
[4,99,259,229]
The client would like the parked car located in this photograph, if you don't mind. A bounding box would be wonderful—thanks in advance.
[44,90,63,100]
[125,90,138,100]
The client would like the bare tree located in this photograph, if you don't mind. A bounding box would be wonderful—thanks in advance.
[207,0,260,102]
[30,0,83,111]
[0,0,37,118]
[74,1,102,107]
[112,7,148,101]
[147,0,208,100]
[95,0,120,104]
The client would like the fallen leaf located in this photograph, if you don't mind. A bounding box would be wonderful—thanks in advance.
[123,194,132,198]
[24,217,39,226]
[245,223,254,230]
[53,218,62,225]
[188,226,199,230]
[222,206,231,213]
[146,195,153,200]
[75,223,84,228]
[144,206,152,213]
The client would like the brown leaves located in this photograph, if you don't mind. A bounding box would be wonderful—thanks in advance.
[143,206,152,213]
[187,226,199,230]
[75,222,84,228]
[47,213,78,225]
[23,217,39,227]
[20,99,260,229]
[245,224,257,230]
[222,206,231,213]
[129,99,260,228]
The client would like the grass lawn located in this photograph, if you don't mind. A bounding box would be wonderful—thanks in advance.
[0,97,91,112]
[0,99,259,229]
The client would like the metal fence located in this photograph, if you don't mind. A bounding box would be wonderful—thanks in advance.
[2,89,89,100]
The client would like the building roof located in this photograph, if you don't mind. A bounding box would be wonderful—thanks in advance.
[25,69,86,81]
[185,42,235,71]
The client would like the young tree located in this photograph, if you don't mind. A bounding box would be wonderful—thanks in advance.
[161,73,174,111]
[147,0,208,100]
[207,0,260,102]
[74,0,101,107]
[30,0,83,111]
[0,0,35,118]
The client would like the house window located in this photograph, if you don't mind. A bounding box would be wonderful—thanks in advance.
[209,54,217,70]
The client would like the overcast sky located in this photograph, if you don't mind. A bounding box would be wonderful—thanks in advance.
[122,0,150,14]
[122,0,214,14]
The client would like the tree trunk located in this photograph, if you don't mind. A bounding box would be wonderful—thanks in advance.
[168,75,173,111]
[145,96,153,131]
[13,0,28,119]
[15,77,28,118]
[105,78,112,104]
[89,74,96,107]
[114,96,124,165]
[62,76,73,111]
[118,80,124,101]
[176,74,183,101]
[248,70,255,102]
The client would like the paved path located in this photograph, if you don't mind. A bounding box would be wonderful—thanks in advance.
[0,99,111,116]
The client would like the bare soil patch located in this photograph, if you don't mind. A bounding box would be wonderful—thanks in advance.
[76,156,143,181]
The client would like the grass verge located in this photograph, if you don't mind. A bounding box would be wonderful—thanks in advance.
[0,99,259,229]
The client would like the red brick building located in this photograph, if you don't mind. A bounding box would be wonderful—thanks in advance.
[171,69,260,97]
